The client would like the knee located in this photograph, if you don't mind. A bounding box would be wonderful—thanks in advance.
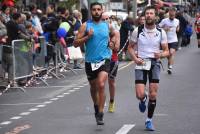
[99,81,106,90]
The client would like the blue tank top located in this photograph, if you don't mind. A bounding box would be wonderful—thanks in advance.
[85,20,111,62]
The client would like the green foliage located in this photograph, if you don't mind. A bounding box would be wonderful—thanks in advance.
[58,0,79,10]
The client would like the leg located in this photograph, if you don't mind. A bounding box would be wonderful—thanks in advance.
[167,47,176,74]
[135,69,147,113]
[97,71,108,113]
[108,78,115,112]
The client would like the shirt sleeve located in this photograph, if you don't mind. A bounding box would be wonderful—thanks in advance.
[161,29,168,44]
[159,19,164,28]
[129,28,138,45]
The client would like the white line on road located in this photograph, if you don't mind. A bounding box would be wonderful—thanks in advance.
[57,95,65,98]
[29,108,39,111]
[73,87,80,90]
[10,116,22,120]
[68,89,76,92]
[118,61,133,71]
[63,92,70,95]
[43,101,52,104]
[50,98,59,101]
[0,121,12,125]
[0,103,45,106]
[115,124,135,134]
[19,112,31,116]
[36,105,46,108]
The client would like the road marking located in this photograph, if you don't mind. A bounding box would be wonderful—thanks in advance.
[68,89,76,92]
[63,92,70,95]
[10,116,22,120]
[73,87,80,90]
[154,113,168,116]
[0,103,44,106]
[36,105,46,108]
[29,108,39,111]
[57,95,65,98]
[43,101,52,104]
[77,86,84,88]
[115,124,135,134]
[83,83,88,86]
[118,61,133,71]
[0,121,12,125]
[19,112,31,116]
[50,98,59,101]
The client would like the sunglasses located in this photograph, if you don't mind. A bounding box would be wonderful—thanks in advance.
[102,18,109,21]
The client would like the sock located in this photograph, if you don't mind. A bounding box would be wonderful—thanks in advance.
[94,104,99,114]
[146,118,152,122]
[147,99,156,119]
[168,65,172,69]
[110,99,114,103]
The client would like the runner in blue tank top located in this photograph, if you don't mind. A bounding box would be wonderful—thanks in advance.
[74,2,120,125]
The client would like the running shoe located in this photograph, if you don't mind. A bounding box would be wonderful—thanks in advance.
[139,96,147,113]
[95,112,104,125]
[145,120,155,131]
[167,68,172,75]
[108,102,115,113]
[198,45,200,48]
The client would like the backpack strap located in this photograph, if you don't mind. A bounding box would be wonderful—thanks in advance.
[137,24,144,38]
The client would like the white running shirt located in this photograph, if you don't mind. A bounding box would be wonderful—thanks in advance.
[129,26,168,59]
[159,18,179,43]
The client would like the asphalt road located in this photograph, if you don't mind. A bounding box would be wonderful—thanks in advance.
[0,36,200,134]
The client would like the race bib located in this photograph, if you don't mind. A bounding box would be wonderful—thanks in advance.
[91,60,105,71]
[135,59,151,70]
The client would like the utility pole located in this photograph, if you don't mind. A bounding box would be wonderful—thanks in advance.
[132,0,137,19]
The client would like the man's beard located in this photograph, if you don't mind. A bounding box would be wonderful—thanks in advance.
[92,14,102,22]
[146,19,155,26]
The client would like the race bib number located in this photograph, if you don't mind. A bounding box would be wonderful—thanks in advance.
[135,59,151,70]
[91,60,105,71]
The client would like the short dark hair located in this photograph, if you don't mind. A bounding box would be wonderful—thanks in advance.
[90,2,102,10]
[12,13,21,20]
[144,6,157,16]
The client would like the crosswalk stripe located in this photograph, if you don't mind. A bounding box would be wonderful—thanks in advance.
[115,124,135,134]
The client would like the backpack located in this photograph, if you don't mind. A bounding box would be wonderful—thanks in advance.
[42,16,59,32]
[184,24,193,37]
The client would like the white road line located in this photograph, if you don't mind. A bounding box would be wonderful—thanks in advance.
[57,95,64,98]
[73,87,80,90]
[10,116,22,120]
[0,121,12,125]
[77,86,84,88]
[154,113,168,116]
[83,83,88,86]
[118,61,133,71]
[0,103,44,106]
[50,98,59,101]
[63,92,70,95]
[29,108,39,111]
[43,101,52,104]
[68,89,76,92]
[36,105,46,108]
[115,124,135,134]
[19,112,31,116]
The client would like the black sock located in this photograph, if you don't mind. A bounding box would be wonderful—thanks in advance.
[147,99,156,119]
[110,99,114,103]
[94,104,99,114]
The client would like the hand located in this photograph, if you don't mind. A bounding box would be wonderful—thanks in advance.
[135,58,144,65]
[87,28,94,38]
[109,41,115,50]
[154,52,162,59]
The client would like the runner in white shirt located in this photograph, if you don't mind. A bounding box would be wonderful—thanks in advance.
[128,6,169,131]
[159,7,180,74]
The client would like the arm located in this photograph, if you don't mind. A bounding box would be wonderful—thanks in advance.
[176,20,180,33]
[109,24,120,51]
[73,23,93,48]
[128,29,144,65]
[154,30,169,59]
